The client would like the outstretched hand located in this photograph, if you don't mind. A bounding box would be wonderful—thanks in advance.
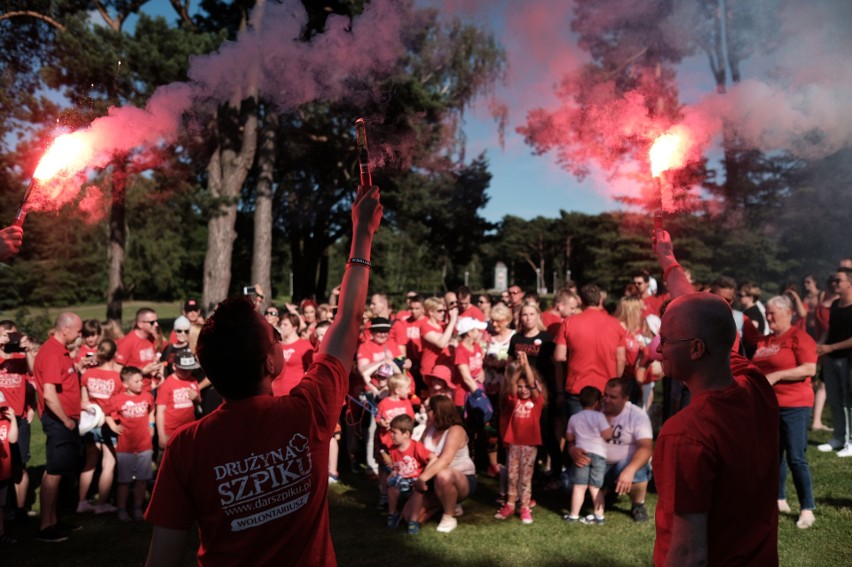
[353,185,383,237]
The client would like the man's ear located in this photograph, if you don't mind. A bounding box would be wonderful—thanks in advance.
[689,338,708,360]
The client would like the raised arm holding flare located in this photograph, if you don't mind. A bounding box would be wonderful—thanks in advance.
[145,185,382,567]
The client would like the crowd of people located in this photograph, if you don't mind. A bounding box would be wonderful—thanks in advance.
[0,207,849,564]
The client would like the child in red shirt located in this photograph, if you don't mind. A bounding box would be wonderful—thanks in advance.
[105,367,154,522]
[155,351,201,450]
[387,414,433,535]
[495,352,545,524]
[376,374,415,510]
[0,398,20,543]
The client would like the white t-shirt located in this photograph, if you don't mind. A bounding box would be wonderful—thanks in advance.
[566,409,611,458]
[605,402,653,464]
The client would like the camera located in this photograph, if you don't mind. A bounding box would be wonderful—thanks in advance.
[5,331,24,353]
[243,286,257,296]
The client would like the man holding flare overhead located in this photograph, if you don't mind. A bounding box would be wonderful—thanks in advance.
[145,162,382,565]
[650,228,779,567]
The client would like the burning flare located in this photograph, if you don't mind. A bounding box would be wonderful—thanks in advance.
[33,133,93,182]
[649,132,687,178]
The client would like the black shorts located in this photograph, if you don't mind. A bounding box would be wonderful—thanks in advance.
[12,414,31,464]
[42,412,81,476]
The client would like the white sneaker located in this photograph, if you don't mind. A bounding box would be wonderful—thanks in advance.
[436,515,457,533]
[454,504,464,517]
[94,503,118,514]
[796,510,815,529]
[817,441,842,452]
[76,500,96,513]
[837,444,852,458]
[777,499,791,514]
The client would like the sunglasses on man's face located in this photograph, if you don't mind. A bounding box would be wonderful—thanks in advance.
[175,329,189,334]
[265,311,279,316]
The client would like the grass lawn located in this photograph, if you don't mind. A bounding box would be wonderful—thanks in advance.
[3,415,852,566]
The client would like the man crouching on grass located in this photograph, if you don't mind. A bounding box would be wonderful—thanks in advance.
[144,185,382,567]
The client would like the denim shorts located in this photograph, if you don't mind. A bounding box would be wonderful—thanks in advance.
[572,452,606,488]
[604,459,652,489]
[117,450,154,483]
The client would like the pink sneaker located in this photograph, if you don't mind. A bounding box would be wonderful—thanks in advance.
[520,507,533,525]
[494,504,515,520]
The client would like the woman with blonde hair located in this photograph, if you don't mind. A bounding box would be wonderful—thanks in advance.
[483,303,515,476]
[615,296,654,408]
[419,297,458,377]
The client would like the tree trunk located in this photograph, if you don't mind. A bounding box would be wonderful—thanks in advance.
[201,2,262,312]
[252,110,277,309]
[106,160,127,325]
[202,98,259,312]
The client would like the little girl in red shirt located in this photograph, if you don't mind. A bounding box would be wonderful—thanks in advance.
[495,352,545,524]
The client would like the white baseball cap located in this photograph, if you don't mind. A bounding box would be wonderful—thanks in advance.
[456,317,487,335]
[79,404,105,436]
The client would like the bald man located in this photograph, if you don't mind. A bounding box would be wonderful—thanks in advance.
[652,230,779,566]
[34,312,83,542]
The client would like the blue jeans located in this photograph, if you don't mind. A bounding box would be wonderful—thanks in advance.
[822,355,852,445]
[779,407,815,510]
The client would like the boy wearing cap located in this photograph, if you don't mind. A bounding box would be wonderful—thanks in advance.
[155,351,201,450]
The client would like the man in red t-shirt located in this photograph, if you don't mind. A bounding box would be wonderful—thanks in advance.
[456,286,486,322]
[33,312,83,542]
[116,308,163,391]
[554,284,626,417]
[651,229,779,567]
[632,270,667,319]
[145,184,382,567]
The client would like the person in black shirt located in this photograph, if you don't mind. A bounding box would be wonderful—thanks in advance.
[816,267,852,456]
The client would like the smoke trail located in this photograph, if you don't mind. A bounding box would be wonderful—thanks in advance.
[29,0,405,213]
[444,0,852,210]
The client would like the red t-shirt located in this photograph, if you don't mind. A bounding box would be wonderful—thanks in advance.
[641,293,667,319]
[460,305,486,322]
[116,332,159,391]
[33,336,80,420]
[376,397,415,448]
[541,311,562,336]
[271,339,314,397]
[81,367,123,411]
[75,343,98,363]
[751,327,817,408]
[0,415,13,481]
[109,391,155,454]
[0,353,30,416]
[556,308,625,395]
[357,339,403,368]
[157,375,200,437]
[653,354,779,567]
[146,355,346,567]
[418,319,451,376]
[503,394,544,446]
[389,440,432,479]
[453,342,483,407]
[398,317,423,361]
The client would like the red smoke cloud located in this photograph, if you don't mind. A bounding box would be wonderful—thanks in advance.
[26,0,406,218]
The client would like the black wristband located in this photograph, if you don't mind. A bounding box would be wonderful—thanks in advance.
[347,257,371,268]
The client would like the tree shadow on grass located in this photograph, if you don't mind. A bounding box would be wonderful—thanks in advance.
[331,472,648,567]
